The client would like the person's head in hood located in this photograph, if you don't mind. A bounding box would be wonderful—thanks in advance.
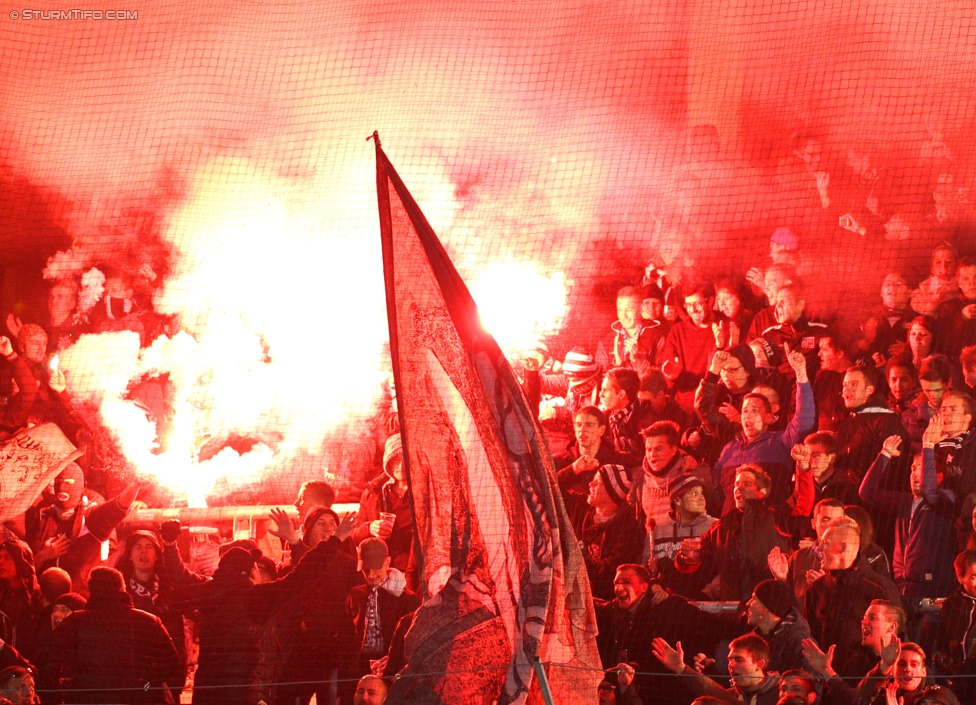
[383,434,404,484]
[117,530,162,581]
[303,506,340,548]
[0,541,36,593]
[51,592,86,629]
[214,546,264,584]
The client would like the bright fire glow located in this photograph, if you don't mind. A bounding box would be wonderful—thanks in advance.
[468,263,567,356]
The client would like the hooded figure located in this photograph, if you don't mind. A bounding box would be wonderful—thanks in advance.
[46,566,184,704]
[114,529,189,669]
[350,434,416,589]
[0,541,39,651]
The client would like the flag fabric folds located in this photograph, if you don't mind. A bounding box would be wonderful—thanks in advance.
[374,135,601,705]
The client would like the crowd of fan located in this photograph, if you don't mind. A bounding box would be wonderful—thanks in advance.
[515,229,976,705]
[0,130,972,703]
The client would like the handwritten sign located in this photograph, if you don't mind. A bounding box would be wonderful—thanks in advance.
[0,423,78,522]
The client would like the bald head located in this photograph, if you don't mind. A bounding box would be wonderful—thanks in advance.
[353,675,388,705]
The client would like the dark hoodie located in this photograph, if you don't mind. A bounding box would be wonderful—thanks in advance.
[835,393,910,482]
[115,529,188,667]
[0,540,39,651]
[46,576,183,704]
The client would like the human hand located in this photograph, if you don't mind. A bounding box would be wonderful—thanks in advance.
[712,322,729,350]
[614,662,635,688]
[5,314,22,339]
[710,349,731,375]
[879,633,901,672]
[369,519,392,539]
[798,537,815,550]
[963,304,976,321]
[785,343,808,382]
[728,322,740,348]
[887,341,907,358]
[692,653,716,674]
[48,368,67,394]
[881,435,903,458]
[718,403,741,424]
[268,508,298,544]
[746,267,765,290]
[884,679,902,705]
[801,638,834,676]
[922,416,945,447]
[36,536,71,564]
[623,337,639,356]
[335,512,356,542]
[160,519,182,544]
[370,655,389,677]
[805,569,826,587]
[572,454,600,475]
[522,355,540,372]
[648,583,668,605]
[872,352,887,368]
[0,336,13,358]
[650,637,685,674]
[661,358,681,380]
[767,546,789,581]
[791,443,811,470]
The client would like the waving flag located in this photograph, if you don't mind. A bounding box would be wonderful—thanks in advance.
[373,133,601,705]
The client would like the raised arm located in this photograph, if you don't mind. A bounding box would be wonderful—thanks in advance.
[783,344,815,446]
[859,436,904,508]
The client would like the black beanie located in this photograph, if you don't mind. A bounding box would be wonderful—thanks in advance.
[753,579,794,620]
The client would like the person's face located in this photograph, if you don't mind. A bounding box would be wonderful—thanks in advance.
[575,412,606,449]
[0,550,18,583]
[919,378,945,410]
[728,647,765,690]
[887,366,915,402]
[779,677,814,702]
[54,464,85,511]
[616,295,640,333]
[1,673,35,705]
[861,604,897,650]
[842,371,874,409]
[818,338,845,372]
[812,505,845,537]
[363,556,391,587]
[641,297,663,322]
[909,323,934,359]
[715,288,741,319]
[48,283,77,324]
[744,594,769,627]
[587,473,617,512]
[305,513,338,547]
[21,334,47,364]
[294,490,311,520]
[51,604,73,629]
[821,526,860,571]
[597,680,617,704]
[957,561,976,598]
[931,248,957,280]
[740,397,768,440]
[940,396,972,437]
[808,443,837,482]
[353,676,388,705]
[881,275,911,310]
[719,355,750,391]
[965,361,976,389]
[894,650,927,692]
[675,486,706,517]
[764,270,789,302]
[684,294,711,327]
[733,471,766,510]
[958,266,976,300]
[644,434,678,472]
[129,537,159,575]
[774,288,804,325]
[600,378,628,412]
[612,568,649,610]
[389,457,405,483]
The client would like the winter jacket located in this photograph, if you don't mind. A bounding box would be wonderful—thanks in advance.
[835,399,910,481]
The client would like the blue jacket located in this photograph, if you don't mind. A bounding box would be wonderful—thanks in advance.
[715,380,815,515]
[859,449,956,597]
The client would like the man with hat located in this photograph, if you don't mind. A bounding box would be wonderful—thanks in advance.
[46,565,183,704]
[567,464,645,601]
[346,537,420,683]
[650,472,716,574]
[744,579,814,674]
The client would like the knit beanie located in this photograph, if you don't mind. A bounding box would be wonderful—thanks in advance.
[597,464,633,506]
[52,592,87,612]
[383,434,403,477]
[753,579,794,620]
